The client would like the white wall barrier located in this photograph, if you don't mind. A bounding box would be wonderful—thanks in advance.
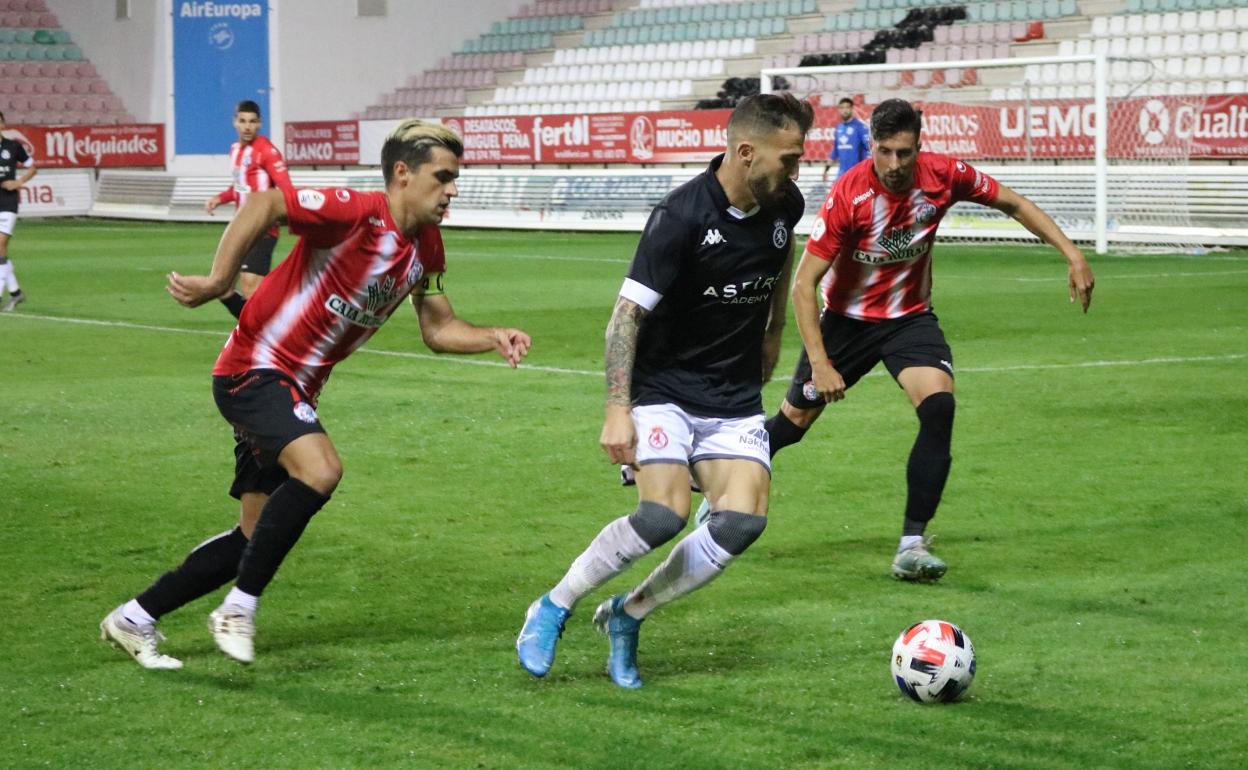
[18,170,96,217]
[79,165,1248,248]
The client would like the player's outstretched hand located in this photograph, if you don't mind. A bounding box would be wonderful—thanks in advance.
[167,272,225,308]
[492,328,531,368]
[204,196,220,214]
[600,405,637,466]
[1068,258,1095,313]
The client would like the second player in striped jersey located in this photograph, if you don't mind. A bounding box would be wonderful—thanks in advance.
[765,98,1094,582]
[205,99,293,318]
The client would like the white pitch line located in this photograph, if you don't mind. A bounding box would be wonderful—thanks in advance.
[2,312,1244,377]
[1012,269,1248,282]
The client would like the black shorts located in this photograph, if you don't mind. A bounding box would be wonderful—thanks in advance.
[239,233,278,276]
[212,369,326,499]
[785,311,953,409]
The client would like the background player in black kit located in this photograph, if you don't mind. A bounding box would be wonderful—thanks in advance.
[0,110,36,312]
[518,93,814,689]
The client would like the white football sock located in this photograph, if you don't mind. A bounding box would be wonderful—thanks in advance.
[622,523,734,619]
[0,262,16,293]
[223,586,259,615]
[898,535,924,554]
[548,515,651,611]
[123,598,157,626]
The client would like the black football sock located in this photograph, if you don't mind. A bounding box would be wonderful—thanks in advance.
[765,411,808,459]
[235,479,330,597]
[220,291,246,319]
[903,392,956,536]
[135,527,249,619]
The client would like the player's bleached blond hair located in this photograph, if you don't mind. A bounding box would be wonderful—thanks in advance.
[381,119,463,186]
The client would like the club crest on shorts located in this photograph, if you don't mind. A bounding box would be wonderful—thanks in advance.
[802,380,818,402]
[293,402,318,424]
[772,218,788,249]
[648,426,669,449]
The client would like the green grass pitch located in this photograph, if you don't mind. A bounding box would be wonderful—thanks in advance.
[1,219,1245,769]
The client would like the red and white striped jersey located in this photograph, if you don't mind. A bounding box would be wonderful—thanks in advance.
[805,152,999,321]
[217,134,292,238]
[212,187,447,403]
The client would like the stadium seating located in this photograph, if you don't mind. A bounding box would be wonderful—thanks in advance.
[0,0,132,125]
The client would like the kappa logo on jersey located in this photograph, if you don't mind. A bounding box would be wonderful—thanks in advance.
[369,216,386,227]
[772,218,788,249]
[297,189,326,211]
[293,402,319,424]
[701,228,726,246]
[335,189,351,203]
[648,426,669,449]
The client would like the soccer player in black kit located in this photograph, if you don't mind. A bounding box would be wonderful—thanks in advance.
[518,93,814,688]
[0,110,36,312]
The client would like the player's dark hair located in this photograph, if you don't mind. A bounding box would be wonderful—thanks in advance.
[727,92,815,142]
[381,119,464,186]
[235,100,261,118]
[0,110,6,121]
[838,97,854,108]
[871,98,923,141]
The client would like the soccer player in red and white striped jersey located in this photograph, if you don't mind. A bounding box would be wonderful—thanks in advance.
[767,99,1095,581]
[204,100,293,318]
[100,120,531,668]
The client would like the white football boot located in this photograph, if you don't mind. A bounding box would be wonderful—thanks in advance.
[99,605,183,670]
[208,606,256,664]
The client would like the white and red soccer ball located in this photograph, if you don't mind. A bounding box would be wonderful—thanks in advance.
[891,619,976,703]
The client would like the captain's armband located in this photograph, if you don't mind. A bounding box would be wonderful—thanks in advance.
[412,272,445,296]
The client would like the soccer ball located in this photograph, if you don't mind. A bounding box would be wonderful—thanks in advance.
[891,619,976,703]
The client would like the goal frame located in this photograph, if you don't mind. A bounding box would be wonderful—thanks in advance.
[763,54,1112,254]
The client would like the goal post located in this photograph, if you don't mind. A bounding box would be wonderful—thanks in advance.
[763,53,1248,254]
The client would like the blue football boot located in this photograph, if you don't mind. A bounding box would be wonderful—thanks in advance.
[516,594,570,677]
[592,595,644,689]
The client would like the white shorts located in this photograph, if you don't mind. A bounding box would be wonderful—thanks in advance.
[0,212,16,236]
[632,403,771,473]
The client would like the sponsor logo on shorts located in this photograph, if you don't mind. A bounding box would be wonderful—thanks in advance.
[293,402,318,424]
[940,359,954,373]
[739,427,768,450]
[802,380,818,402]
[648,426,669,449]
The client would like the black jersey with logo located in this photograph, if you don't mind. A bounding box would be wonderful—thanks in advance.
[626,153,804,417]
[0,138,32,213]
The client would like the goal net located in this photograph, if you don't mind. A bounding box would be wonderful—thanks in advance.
[765,53,1248,253]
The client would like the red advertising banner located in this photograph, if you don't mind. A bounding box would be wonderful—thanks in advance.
[441,110,734,165]
[818,94,1248,161]
[284,121,361,165]
[4,124,164,168]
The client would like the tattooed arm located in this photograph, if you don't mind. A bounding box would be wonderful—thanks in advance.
[599,296,648,465]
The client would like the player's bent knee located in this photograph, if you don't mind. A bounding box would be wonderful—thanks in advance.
[707,510,768,555]
[781,400,822,429]
[917,391,955,427]
[628,500,686,548]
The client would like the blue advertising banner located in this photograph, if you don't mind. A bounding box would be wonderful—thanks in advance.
[172,2,270,155]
